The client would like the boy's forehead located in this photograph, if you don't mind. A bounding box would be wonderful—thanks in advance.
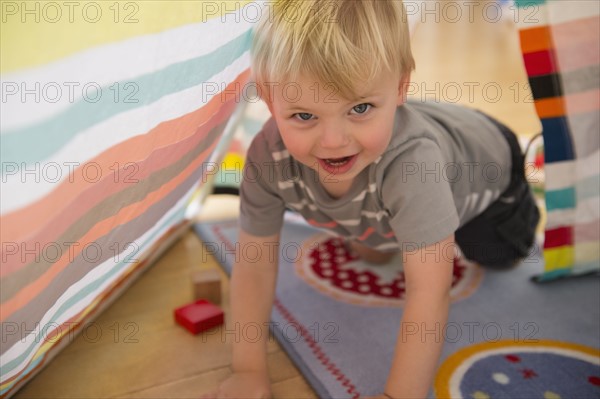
[272,72,391,104]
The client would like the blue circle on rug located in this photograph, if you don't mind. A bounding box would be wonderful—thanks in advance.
[460,352,600,398]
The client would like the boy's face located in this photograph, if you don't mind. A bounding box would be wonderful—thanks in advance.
[265,70,409,195]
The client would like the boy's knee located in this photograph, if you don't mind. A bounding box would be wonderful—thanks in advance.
[349,240,397,265]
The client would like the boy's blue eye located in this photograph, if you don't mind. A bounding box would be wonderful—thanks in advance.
[351,103,371,114]
[294,112,314,121]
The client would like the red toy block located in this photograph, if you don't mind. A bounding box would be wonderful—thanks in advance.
[174,299,224,335]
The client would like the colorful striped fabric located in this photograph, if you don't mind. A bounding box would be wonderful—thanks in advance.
[515,0,599,280]
[0,2,258,397]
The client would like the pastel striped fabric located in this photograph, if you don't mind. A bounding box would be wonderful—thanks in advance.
[516,0,600,280]
[0,2,258,397]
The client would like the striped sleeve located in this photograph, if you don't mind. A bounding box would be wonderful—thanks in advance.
[239,131,286,236]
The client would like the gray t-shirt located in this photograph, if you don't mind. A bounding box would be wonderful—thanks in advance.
[239,101,512,251]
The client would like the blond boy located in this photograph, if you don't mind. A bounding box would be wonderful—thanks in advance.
[209,1,539,397]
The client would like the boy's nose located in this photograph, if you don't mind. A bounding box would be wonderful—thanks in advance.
[319,126,350,149]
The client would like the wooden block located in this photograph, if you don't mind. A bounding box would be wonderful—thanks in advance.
[192,269,222,304]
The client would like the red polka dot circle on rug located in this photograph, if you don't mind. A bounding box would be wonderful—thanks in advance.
[294,234,483,307]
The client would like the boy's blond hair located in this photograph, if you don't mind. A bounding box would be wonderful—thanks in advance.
[251,0,415,100]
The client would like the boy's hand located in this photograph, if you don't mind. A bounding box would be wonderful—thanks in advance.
[201,370,271,399]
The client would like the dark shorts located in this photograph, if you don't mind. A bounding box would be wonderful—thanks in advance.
[454,113,541,267]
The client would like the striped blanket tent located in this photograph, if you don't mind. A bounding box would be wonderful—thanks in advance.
[515,0,600,280]
[0,2,257,397]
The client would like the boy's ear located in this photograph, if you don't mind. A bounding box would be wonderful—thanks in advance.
[256,81,275,114]
[264,97,274,114]
[396,73,411,106]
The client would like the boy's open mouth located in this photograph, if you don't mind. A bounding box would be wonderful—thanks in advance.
[317,154,358,174]
[322,156,353,167]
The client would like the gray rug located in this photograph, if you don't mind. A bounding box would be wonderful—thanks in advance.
[194,213,600,398]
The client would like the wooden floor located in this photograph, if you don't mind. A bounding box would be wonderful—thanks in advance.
[14,195,317,398]
[14,2,540,398]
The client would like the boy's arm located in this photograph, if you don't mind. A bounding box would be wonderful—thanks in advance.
[209,228,281,399]
[230,228,280,373]
[384,234,455,398]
